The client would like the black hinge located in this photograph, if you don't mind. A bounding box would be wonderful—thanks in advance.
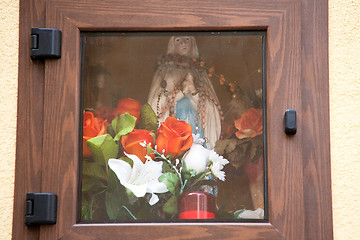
[31,28,62,60]
[25,193,58,226]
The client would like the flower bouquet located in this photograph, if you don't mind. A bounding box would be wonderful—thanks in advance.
[215,104,264,215]
[81,98,229,221]
[186,60,265,218]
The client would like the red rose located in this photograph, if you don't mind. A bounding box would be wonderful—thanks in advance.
[156,117,193,158]
[83,112,107,157]
[121,129,154,163]
[112,98,141,124]
[234,108,263,139]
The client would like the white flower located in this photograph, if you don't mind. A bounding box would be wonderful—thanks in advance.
[235,208,264,219]
[209,150,229,181]
[183,144,210,173]
[108,153,168,205]
[192,133,206,145]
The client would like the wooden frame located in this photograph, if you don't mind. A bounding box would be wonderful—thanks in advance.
[13,0,332,239]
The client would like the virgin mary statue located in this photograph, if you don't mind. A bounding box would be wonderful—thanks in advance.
[147,36,222,149]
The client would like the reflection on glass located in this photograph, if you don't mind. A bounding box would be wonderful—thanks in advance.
[80,32,265,222]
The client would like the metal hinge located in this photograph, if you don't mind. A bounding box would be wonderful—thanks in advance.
[31,28,62,60]
[25,193,58,226]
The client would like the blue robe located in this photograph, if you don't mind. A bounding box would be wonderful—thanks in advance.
[175,95,203,138]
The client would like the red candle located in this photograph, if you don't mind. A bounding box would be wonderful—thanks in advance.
[178,191,216,219]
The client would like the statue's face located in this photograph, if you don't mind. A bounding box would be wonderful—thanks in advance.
[174,37,192,56]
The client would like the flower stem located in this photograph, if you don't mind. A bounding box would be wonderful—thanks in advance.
[121,206,137,220]
[180,179,188,195]
[189,171,211,189]
[150,147,185,191]
[163,157,185,193]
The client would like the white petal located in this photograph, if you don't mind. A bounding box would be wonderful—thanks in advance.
[209,150,228,165]
[192,133,205,145]
[125,153,146,184]
[211,161,226,181]
[149,193,159,205]
[145,159,164,173]
[108,158,132,184]
[254,208,265,218]
[123,182,147,198]
[216,171,226,181]
[145,161,169,193]
[183,144,210,173]
[237,208,264,219]
[147,181,168,194]
[221,158,229,165]
[114,153,169,202]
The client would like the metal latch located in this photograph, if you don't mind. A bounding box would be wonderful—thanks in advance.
[284,109,297,135]
[31,28,62,60]
[25,193,57,226]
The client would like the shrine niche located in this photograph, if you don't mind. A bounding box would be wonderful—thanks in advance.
[81,32,265,222]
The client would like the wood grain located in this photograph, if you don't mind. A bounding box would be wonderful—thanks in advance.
[14,0,332,239]
[39,5,81,239]
[12,0,46,239]
[301,0,333,239]
[61,223,284,240]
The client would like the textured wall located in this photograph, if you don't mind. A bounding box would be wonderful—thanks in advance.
[329,1,360,239]
[0,0,360,239]
[0,0,19,239]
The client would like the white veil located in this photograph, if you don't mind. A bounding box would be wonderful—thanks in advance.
[147,36,221,149]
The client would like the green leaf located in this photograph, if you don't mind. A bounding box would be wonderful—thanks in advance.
[149,132,156,142]
[119,156,133,168]
[112,113,137,142]
[81,175,106,194]
[162,161,172,173]
[138,103,158,132]
[106,124,116,138]
[146,144,153,156]
[159,172,179,196]
[87,134,118,169]
[81,199,92,221]
[135,197,151,219]
[162,196,178,215]
[82,160,107,181]
[105,170,129,220]
[111,113,120,134]
[81,186,107,221]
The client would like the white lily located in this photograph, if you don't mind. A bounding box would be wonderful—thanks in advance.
[108,153,168,205]
[209,150,229,181]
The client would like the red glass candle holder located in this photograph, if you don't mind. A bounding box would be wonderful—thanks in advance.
[178,191,216,219]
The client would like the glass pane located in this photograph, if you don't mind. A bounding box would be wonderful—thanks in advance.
[80,32,266,223]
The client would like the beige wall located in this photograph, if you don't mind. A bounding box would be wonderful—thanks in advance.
[0,0,359,239]
[0,0,19,239]
[329,1,360,239]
